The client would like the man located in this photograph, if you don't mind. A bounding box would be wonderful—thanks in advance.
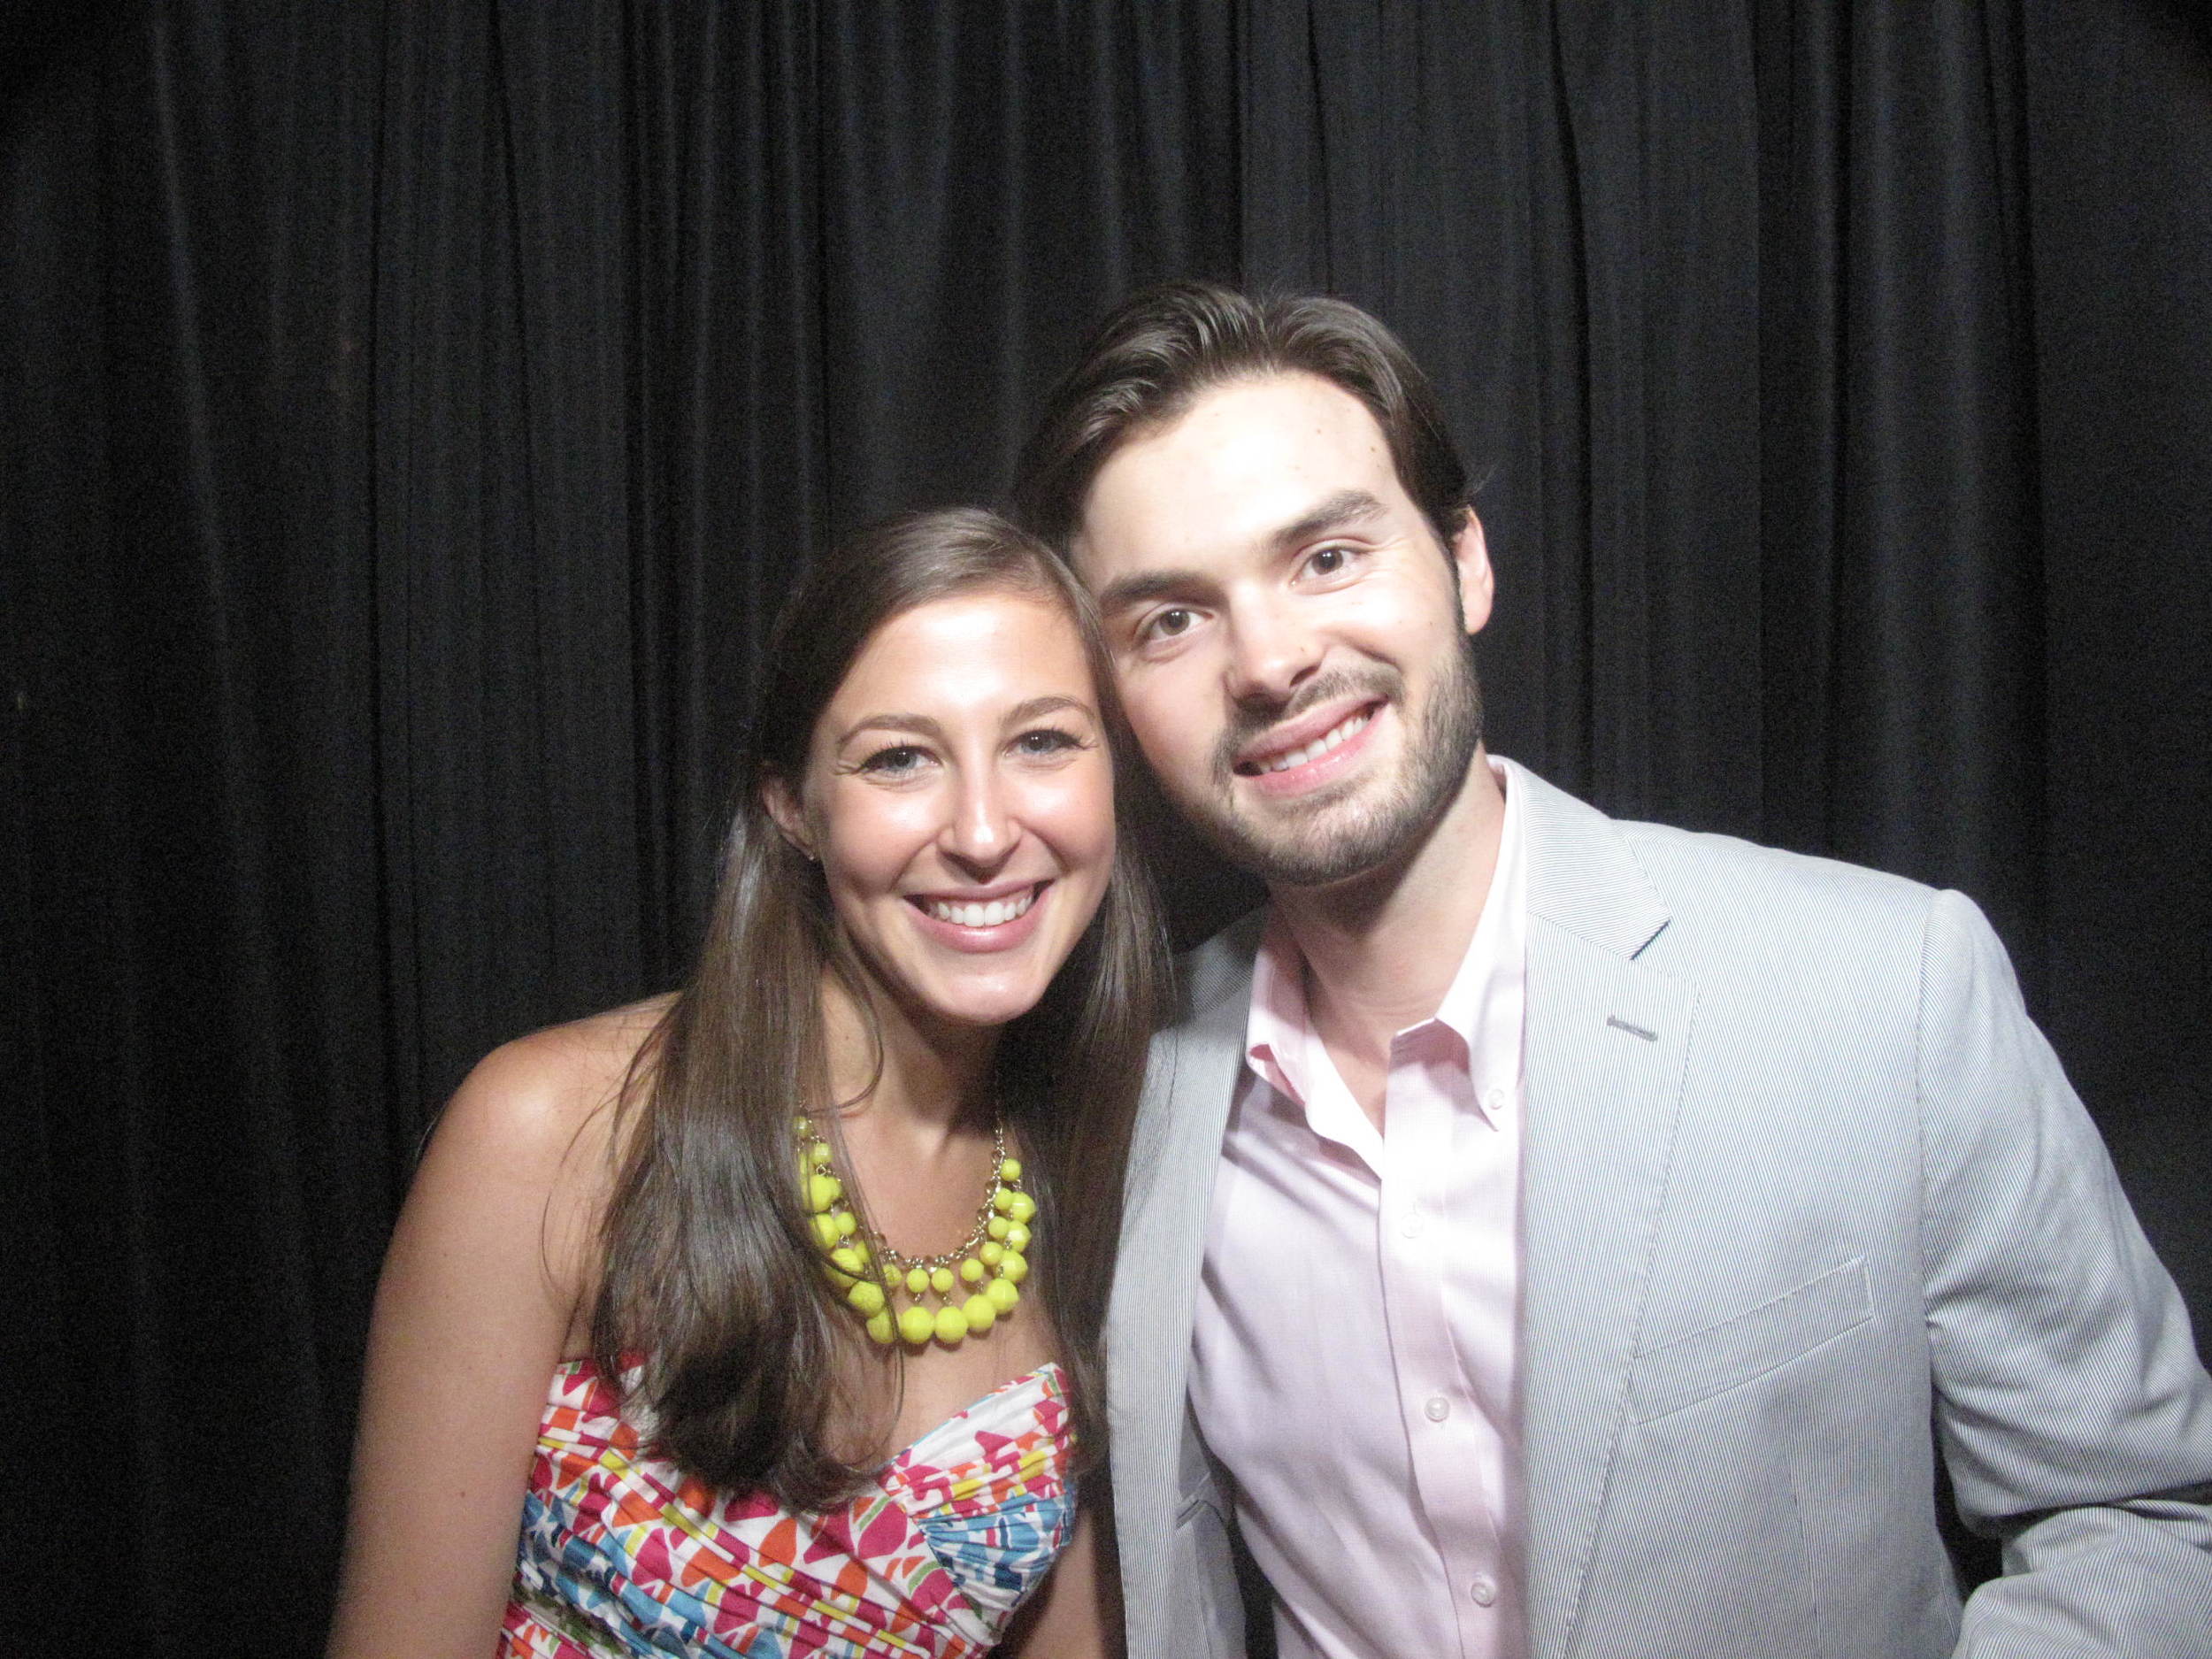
[1010,282,2212,1659]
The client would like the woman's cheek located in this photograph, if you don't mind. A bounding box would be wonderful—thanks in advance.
[1047,760,1118,872]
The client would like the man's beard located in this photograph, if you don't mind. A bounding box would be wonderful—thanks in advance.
[1171,641,1485,890]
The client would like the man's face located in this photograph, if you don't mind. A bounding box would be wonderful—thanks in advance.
[1071,372,1493,888]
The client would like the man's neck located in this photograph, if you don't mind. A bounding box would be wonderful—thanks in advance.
[1271,749,1506,1105]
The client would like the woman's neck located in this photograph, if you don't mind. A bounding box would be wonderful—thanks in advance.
[819,969,999,1146]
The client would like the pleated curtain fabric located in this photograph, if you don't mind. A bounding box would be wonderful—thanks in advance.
[3,4,2206,1654]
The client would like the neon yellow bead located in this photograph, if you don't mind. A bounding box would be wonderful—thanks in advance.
[835,1210,858,1238]
[1000,1249,1028,1285]
[897,1305,935,1345]
[1004,1222,1031,1252]
[810,1214,841,1249]
[933,1304,971,1345]
[930,1266,956,1296]
[999,1156,1023,1181]
[792,1115,810,1133]
[905,1266,930,1296]
[807,1142,832,1165]
[962,1293,997,1334]
[845,1233,868,1257]
[846,1279,886,1316]
[979,1241,1004,1266]
[992,1187,1016,1215]
[985,1277,1019,1313]
[865,1310,896,1345]
[806,1173,843,1212]
[987,1217,1010,1240]
[1007,1193,1036,1224]
[831,1246,866,1276]
[959,1257,986,1284]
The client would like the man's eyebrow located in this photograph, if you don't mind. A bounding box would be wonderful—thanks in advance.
[1090,489,1387,618]
[1094,569,1211,617]
[1272,488,1387,549]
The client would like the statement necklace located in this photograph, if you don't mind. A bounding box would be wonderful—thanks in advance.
[795,1113,1034,1348]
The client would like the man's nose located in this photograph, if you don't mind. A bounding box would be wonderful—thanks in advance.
[1224,596,1321,707]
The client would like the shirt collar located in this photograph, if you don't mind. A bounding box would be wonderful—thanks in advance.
[1243,757,1529,1135]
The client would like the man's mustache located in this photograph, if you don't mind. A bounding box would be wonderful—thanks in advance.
[1210,669,1402,782]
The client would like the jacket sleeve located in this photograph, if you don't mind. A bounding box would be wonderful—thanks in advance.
[1916,888,2212,1655]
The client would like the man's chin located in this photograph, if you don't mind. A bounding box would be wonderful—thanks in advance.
[1190,796,1421,891]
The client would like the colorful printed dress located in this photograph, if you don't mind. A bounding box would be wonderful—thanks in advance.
[500,1357,1076,1658]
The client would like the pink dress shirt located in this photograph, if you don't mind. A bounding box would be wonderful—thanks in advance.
[1188,757,1529,1659]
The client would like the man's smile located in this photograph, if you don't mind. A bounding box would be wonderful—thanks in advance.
[1233,702,1379,776]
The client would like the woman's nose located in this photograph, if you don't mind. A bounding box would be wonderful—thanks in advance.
[941,772,1018,872]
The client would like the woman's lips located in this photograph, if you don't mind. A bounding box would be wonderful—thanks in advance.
[905,880,1052,953]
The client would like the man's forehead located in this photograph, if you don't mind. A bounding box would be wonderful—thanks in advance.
[1072,372,1402,578]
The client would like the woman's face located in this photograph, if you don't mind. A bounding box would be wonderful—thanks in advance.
[779,588,1117,1034]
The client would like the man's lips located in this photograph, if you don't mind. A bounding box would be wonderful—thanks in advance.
[1232,700,1383,776]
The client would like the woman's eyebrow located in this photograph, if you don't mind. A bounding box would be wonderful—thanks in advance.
[835,712,943,746]
[1004,695,1094,726]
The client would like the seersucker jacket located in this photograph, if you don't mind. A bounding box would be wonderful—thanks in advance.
[1105,764,2212,1659]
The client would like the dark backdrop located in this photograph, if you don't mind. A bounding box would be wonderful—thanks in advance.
[4,4,2208,1655]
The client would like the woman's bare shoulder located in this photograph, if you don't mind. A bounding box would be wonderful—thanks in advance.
[440,994,678,1176]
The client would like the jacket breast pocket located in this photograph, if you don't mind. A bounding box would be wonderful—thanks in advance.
[1630,1256,1873,1425]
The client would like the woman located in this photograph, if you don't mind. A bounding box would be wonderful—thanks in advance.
[328,509,1164,1658]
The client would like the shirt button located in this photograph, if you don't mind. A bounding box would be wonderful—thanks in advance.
[1400,1209,1425,1239]
[1484,1087,1508,1114]
[1424,1394,1450,1423]
[1470,1573,1498,1607]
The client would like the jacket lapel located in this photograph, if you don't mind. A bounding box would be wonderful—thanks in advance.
[1110,910,1260,1657]
[1513,771,1698,1658]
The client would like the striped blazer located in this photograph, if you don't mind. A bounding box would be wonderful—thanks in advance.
[1105,764,2212,1658]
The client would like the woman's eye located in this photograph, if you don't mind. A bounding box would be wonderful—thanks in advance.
[1014,726,1082,757]
[858,744,928,775]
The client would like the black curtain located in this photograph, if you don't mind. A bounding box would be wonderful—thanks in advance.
[4,4,2206,1655]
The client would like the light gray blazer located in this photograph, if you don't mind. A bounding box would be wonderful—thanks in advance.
[1105,767,2212,1659]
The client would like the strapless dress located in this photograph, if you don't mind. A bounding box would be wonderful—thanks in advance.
[500,1356,1075,1657]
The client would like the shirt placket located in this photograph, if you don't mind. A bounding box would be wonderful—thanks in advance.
[1377,1023,1509,1659]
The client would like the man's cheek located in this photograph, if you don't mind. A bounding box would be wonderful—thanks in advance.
[1129,709,1205,788]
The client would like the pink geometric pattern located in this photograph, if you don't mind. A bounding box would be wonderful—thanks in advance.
[500,1357,1075,1658]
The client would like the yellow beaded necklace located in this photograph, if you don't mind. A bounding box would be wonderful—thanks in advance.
[795,1113,1035,1348]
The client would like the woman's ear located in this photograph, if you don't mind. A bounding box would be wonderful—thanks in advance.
[762,774,817,862]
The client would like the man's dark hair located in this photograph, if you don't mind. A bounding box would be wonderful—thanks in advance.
[1010,280,1471,551]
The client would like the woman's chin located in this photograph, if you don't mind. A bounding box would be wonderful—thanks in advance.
[913,977,1054,1033]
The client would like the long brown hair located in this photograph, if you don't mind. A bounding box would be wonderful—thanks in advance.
[591,507,1164,1507]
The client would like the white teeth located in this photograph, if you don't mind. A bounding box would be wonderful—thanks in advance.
[926,887,1039,927]
[1260,710,1370,773]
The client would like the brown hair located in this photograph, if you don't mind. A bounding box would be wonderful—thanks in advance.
[591,507,1164,1507]
[1011,279,1471,552]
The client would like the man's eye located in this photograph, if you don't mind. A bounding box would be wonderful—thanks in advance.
[1308,545,1353,577]
[1147,607,1194,640]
